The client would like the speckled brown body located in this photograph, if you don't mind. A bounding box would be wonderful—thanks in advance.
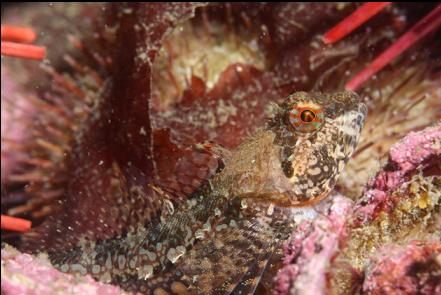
[48,91,366,294]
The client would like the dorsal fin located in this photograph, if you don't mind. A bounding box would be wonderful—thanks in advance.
[152,129,231,200]
[21,130,231,254]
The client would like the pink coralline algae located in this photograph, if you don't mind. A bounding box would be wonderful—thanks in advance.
[353,122,441,225]
[1,246,132,295]
[362,241,441,295]
[275,195,353,295]
[373,121,440,192]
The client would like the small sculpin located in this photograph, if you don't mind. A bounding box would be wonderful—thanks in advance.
[47,91,367,294]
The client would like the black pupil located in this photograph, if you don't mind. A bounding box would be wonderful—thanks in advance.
[300,110,315,122]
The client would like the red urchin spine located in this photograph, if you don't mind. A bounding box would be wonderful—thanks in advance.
[323,2,392,44]
[1,215,32,232]
[1,25,45,232]
[1,41,46,60]
[345,4,441,91]
[1,25,36,43]
[1,25,45,60]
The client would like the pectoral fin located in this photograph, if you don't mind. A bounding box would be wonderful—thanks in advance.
[148,220,275,295]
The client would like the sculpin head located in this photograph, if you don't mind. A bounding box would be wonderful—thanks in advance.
[217,91,367,207]
[268,91,367,206]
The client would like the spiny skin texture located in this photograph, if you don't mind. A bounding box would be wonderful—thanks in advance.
[47,91,366,294]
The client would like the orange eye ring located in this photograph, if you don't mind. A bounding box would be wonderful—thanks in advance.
[288,106,324,133]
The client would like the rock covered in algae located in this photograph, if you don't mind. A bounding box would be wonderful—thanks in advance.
[275,195,353,295]
[362,241,441,295]
[1,245,131,295]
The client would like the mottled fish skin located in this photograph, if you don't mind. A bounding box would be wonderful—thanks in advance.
[49,91,366,294]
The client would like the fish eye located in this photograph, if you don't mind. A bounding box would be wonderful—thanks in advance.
[300,110,315,122]
[287,105,324,133]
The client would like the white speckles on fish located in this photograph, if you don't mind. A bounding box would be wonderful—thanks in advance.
[47,91,366,294]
